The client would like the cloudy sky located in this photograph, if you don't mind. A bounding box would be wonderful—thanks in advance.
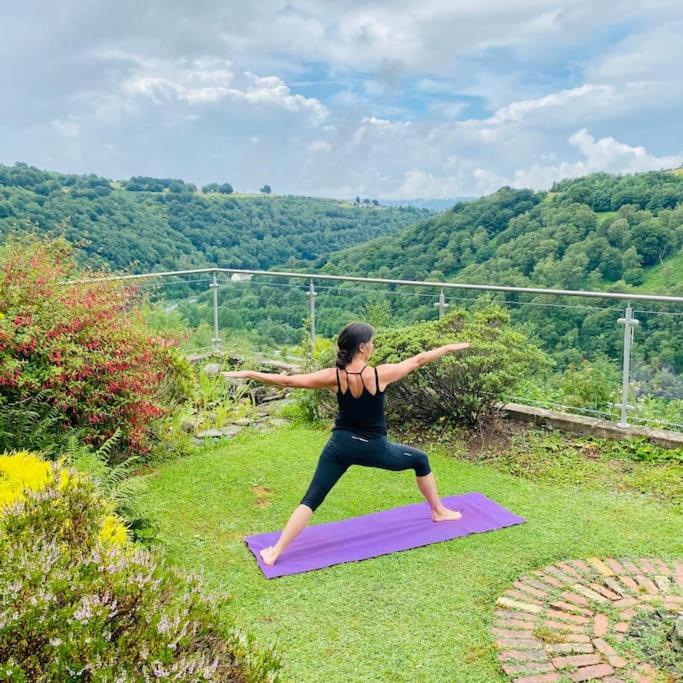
[3,0,683,198]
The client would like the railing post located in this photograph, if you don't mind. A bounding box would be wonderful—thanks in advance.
[616,301,639,427]
[210,271,220,355]
[433,287,449,319]
[307,279,316,350]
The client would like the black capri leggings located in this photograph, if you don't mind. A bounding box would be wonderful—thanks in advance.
[300,429,432,512]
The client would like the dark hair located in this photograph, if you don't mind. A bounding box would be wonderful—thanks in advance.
[335,322,374,369]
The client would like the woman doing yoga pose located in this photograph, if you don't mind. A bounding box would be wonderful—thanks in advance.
[223,322,470,566]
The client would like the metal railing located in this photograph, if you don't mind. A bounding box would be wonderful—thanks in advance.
[65,266,683,431]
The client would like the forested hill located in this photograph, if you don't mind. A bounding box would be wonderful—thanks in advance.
[310,170,683,296]
[0,162,429,272]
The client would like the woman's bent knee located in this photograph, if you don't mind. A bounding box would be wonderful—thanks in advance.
[413,451,431,477]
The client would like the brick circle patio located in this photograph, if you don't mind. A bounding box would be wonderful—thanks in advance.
[492,557,683,683]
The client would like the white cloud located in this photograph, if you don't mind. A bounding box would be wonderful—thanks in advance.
[586,19,683,84]
[212,1,681,75]
[391,169,464,199]
[117,58,328,123]
[427,101,468,119]
[416,77,458,94]
[510,128,683,189]
[299,89,683,197]
[121,58,235,104]
[478,84,615,125]
[235,72,329,122]
[308,139,331,152]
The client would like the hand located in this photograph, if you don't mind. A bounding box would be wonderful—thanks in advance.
[221,370,251,378]
[448,342,470,352]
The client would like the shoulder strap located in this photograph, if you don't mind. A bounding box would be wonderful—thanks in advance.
[358,367,367,392]
[374,365,380,391]
[335,367,341,392]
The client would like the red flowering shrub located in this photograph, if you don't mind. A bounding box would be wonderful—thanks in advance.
[0,234,194,458]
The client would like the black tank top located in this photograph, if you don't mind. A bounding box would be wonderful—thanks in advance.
[333,365,387,438]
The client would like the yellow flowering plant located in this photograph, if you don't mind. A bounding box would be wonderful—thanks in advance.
[0,450,52,510]
[0,450,128,548]
[0,450,281,680]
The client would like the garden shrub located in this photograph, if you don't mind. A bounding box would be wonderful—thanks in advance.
[373,304,554,426]
[0,450,281,682]
[557,352,621,412]
[0,234,195,459]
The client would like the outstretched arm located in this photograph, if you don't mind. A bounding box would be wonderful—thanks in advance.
[378,342,470,387]
[222,367,336,389]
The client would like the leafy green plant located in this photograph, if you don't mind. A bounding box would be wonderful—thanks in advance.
[618,608,682,681]
[0,393,69,455]
[288,303,555,429]
[627,393,683,433]
[189,364,256,431]
[57,429,157,544]
[558,352,621,412]
[374,303,554,427]
[601,434,683,464]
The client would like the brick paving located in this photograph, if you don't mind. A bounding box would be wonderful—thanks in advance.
[492,557,682,682]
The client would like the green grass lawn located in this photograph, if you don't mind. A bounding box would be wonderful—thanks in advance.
[136,424,682,683]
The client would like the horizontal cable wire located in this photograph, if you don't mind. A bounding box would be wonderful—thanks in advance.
[632,308,683,317]
[131,277,215,287]
[220,279,628,311]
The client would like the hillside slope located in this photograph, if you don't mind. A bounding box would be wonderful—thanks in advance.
[0,162,429,273]
[313,171,683,297]
[272,172,683,384]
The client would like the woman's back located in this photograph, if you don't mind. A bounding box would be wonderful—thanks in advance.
[333,364,387,439]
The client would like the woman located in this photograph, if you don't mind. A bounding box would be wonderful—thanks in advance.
[223,322,470,567]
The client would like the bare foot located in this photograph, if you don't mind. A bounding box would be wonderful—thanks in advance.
[259,546,279,566]
[432,506,462,522]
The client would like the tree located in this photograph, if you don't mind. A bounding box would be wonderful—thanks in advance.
[621,245,644,285]
[260,185,271,194]
[355,196,360,205]
[203,182,233,194]
[631,220,675,265]
[606,217,629,248]
[372,199,379,206]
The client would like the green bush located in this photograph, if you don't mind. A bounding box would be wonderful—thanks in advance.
[602,434,683,464]
[372,304,554,427]
[0,452,281,682]
[558,352,621,413]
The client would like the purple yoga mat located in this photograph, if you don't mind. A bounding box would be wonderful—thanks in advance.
[244,491,525,579]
